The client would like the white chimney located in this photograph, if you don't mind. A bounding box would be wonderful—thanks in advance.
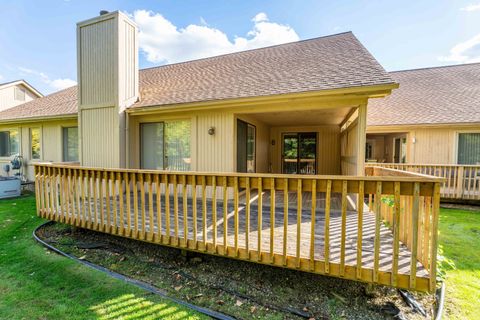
[77,10,138,168]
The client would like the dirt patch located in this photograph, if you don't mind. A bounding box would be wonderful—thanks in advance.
[36,223,436,320]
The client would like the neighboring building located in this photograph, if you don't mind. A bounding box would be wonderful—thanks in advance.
[0,11,397,181]
[366,63,480,165]
[0,80,42,111]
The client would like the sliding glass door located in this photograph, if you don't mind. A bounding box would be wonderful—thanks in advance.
[282,132,317,174]
[140,120,191,171]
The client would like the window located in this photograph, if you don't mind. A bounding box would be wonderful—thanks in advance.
[63,127,79,162]
[0,129,19,157]
[30,128,41,159]
[458,133,480,164]
[140,120,191,171]
[15,87,26,101]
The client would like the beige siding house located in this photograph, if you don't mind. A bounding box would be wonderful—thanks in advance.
[0,11,397,182]
[24,11,447,293]
[366,63,480,165]
[0,80,42,111]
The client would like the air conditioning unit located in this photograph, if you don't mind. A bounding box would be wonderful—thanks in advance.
[0,177,21,199]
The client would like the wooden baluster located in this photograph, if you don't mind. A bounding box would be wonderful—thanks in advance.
[148,173,154,241]
[429,183,440,292]
[283,178,289,266]
[310,180,317,271]
[86,170,93,229]
[423,197,431,268]
[296,179,302,269]
[75,169,81,227]
[104,171,111,233]
[409,182,420,289]
[61,167,67,223]
[182,175,188,248]
[245,177,250,257]
[368,194,373,212]
[117,172,123,235]
[43,166,49,218]
[270,178,275,263]
[154,174,161,243]
[47,166,53,220]
[324,180,332,274]
[132,172,139,239]
[202,176,207,251]
[222,176,227,255]
[98,171,104,231]
[234,176,239,257]
[139,173,146,240]
[34,166,40,216]
[340,180,348,277]
[391,182,401,286]
[92,170,99,230]
[36,166,43,217]
[257,177,263,261]
[164,174,171,244]
[110,171,117,234]
[212,176,218,253]
[125,172,131,237]
[373,181,382,283]
[356,180,364,279]
[174,174,179,245]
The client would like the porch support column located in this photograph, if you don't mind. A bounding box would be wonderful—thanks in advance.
[356,103,367,176]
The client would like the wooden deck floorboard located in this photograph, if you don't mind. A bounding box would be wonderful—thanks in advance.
[72,190,428,278]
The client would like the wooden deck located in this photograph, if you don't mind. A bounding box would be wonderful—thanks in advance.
[34,164,442,292]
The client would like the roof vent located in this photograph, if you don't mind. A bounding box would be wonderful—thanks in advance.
[99,10,109,16]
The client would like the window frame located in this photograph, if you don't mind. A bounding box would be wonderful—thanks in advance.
[455,130,480,165]
[139,118,192,171]
[62,126,79,162]
[29,127,41,160]
[0,127,20,159]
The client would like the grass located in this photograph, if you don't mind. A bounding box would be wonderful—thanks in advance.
[0,194,208,320]
[438,207,480,320]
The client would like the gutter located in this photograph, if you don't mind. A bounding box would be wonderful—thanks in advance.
[0,114,77,125]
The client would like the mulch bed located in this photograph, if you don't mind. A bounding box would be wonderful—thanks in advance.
[36,223,436,320]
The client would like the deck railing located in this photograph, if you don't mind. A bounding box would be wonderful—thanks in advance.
[366,163,480,201]
[34,164,442,292]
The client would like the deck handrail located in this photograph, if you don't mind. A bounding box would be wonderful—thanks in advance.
[34,163,441,292]
[366,163,480,200]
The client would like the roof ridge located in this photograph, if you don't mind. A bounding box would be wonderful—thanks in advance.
[389,62,480,74]
[139,31,354,72]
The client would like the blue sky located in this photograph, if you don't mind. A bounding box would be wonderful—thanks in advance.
[0,0,479,94]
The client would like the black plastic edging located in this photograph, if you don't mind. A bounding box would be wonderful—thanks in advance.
[33,221,236,320]
[435,281,446,320]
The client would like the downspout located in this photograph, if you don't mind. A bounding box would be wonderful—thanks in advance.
[125,111,130,168]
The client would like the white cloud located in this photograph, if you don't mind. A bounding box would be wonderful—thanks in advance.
[439,33,480,63]
[132,10,299,64]
[50,78,77,91]
[461,3,480,11]
[18,67,76,91]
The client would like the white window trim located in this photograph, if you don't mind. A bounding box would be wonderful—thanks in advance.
[454,129,480,164]
[29,127,42,162]
[0,127,21,160]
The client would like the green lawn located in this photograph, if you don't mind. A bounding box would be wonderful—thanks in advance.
[1,194,479,319]
[439,207,480,320]
[0,194,208,320]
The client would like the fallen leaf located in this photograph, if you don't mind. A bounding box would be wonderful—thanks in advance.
[79,255,86,260]
[250,306,256,313]
[217,300,225,305]
[236,300,243,307]
[174,285,183,291]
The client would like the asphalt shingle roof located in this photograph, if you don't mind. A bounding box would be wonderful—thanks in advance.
[0,32,394,122]
[367,63,480,126]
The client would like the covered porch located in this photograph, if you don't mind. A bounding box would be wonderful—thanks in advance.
[35,163,442,292]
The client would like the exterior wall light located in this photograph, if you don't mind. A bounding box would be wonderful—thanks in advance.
[208,127,215,135]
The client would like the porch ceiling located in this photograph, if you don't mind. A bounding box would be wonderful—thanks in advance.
[243,107,352,126]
